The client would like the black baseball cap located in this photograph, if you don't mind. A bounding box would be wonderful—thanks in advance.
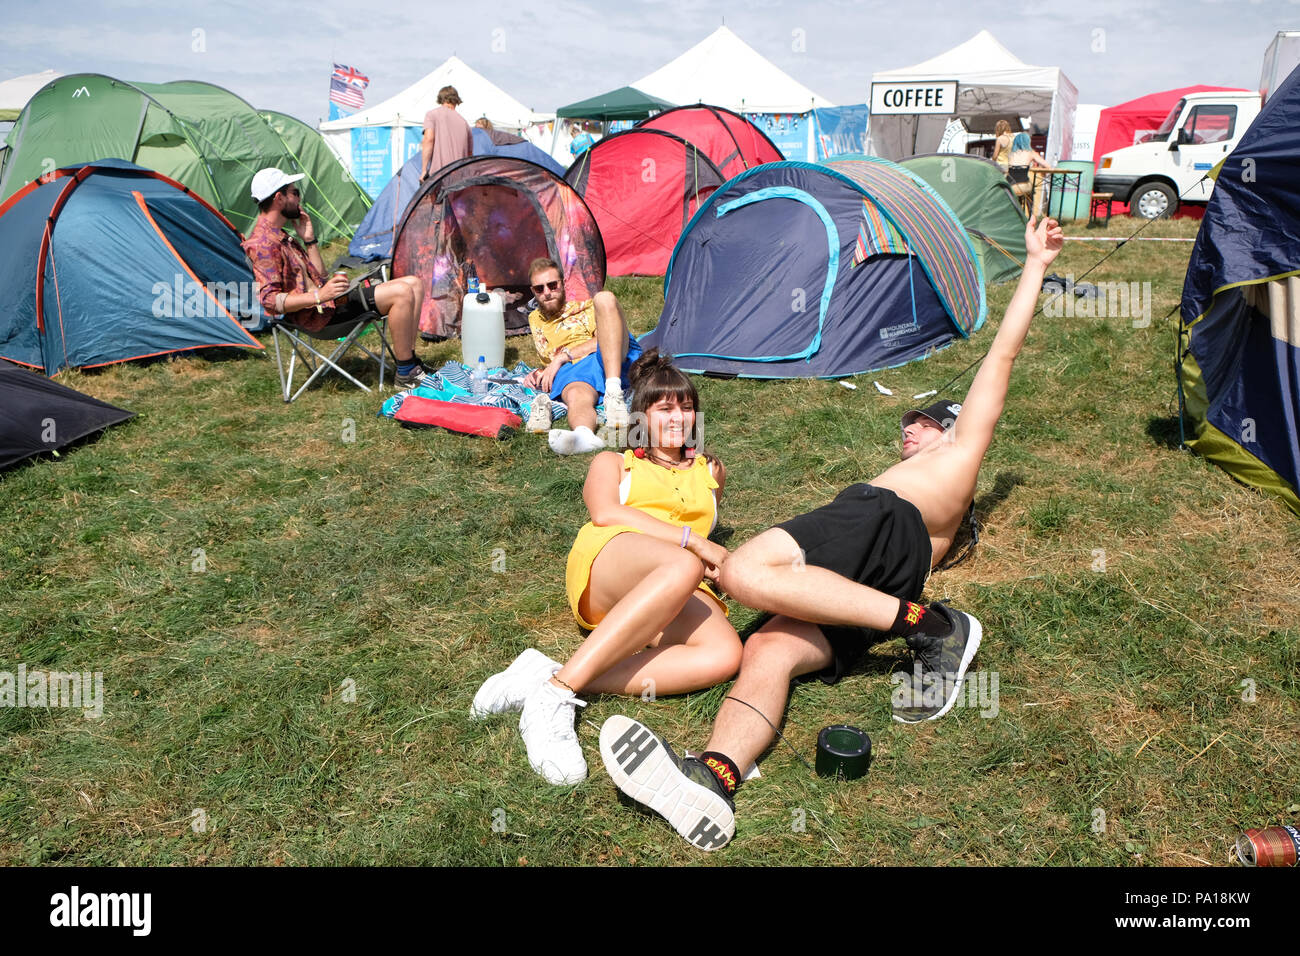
[901,398,963,432]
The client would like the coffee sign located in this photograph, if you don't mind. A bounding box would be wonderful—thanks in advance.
[870,81,957,115]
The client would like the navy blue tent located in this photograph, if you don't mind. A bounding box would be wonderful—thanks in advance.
[1180,64,1300,516]
[643,159,985,378]
[348,128,563,262]
[1,362,135,471]
[0,159,262,375]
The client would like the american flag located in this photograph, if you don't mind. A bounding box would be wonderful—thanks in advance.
[329,63,368,110]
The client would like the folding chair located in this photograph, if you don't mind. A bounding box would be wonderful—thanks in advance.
[270,268,397,402]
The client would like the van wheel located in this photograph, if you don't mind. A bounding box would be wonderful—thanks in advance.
[1134,182,1177,219]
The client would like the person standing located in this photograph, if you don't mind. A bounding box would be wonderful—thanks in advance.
[419,86,474,181]
[992,119,1014,170]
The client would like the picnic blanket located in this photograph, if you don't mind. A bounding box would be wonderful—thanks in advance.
[379,361,567,422]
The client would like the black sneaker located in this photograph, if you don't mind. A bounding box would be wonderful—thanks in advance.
[891,602,983,724]
[598,715,735,851]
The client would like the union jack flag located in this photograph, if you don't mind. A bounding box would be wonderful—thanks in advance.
[329,64,368,110]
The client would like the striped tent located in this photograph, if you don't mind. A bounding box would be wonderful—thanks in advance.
[642,159,984,378]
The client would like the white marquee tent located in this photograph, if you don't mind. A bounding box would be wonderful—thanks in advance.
[1,70,61,122]
[633,25,834,114]
[318,56,556,195]
[869,30,1078,165]
[632,26,834,160]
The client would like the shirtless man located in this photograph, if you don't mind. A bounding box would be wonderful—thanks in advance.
[597,215,1064,851]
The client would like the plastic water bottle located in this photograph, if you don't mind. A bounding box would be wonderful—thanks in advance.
[466,262,479,295]
[471,355,488,398]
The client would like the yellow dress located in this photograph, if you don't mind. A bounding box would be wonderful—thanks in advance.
[565,449,725,629]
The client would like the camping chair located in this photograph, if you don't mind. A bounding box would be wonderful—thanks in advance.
[270,267,397,403]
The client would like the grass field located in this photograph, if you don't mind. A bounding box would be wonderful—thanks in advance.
[2,216,1297,866]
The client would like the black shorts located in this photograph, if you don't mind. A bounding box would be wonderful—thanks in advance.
[336,280,379,319]
[774,484,932,684]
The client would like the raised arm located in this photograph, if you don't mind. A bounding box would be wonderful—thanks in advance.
[952,216,1063,457]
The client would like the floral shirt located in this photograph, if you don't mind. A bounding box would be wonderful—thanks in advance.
[242,217,333,327]
[528,299,596,363]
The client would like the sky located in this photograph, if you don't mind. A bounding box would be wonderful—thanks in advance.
[2,0,1297,125]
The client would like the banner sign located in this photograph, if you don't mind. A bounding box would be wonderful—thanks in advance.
[351,126,393,198]
[746,111,812,162]
[814,105,871,159]
[870,81,957,115]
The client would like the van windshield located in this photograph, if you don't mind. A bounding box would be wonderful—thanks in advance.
[1151,99,1186,142]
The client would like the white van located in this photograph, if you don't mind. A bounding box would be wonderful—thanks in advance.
[1093,90,1260,218]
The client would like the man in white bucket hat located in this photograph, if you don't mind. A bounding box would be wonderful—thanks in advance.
[243,168,431,388]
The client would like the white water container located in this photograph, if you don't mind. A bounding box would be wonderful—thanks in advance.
[461,290,505,368]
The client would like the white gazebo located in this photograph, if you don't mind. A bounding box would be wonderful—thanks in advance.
[869,31,1078,165]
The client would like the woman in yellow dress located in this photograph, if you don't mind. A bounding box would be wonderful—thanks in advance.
[471,350,742,784]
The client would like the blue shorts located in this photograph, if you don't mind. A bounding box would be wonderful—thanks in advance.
[548,337,643,401]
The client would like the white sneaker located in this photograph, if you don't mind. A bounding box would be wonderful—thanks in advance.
[603,386,629,429]
[470,648,561,719]
[526,395,552,433]
[518,679,588,785]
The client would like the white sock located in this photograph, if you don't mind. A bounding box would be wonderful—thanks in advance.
[604,379,623,400]
[549,425,605,455]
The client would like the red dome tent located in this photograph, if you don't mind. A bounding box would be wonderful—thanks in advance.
[565,128,726,277]
[392,156,605,340]
[637,104,783,179]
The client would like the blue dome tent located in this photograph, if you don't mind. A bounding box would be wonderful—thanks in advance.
[641,158,985,378]
[0,160,261,375]
[1180,64,1300,516]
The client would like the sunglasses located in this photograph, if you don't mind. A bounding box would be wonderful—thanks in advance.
[280,186,300,198]
[531,279,561,294]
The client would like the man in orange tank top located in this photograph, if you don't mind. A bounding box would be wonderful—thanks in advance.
[598,216,1065,851]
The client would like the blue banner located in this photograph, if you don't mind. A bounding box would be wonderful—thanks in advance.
[746,112,811,162]
[813,105,871,159]
[351,126,393,198]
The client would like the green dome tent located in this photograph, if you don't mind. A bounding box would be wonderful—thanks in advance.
[0,74,370,243]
